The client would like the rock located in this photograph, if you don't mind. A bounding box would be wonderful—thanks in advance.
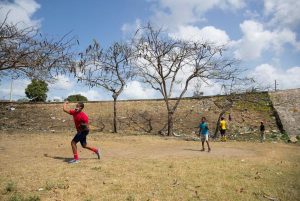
[289,136,298,143]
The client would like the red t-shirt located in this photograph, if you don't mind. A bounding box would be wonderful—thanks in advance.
[69,109,89,131]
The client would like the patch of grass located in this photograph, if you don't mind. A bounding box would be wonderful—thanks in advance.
[8,194,22,201]
[126,194,135,201]
[8,194,40,201]
[280,132,290,141]
[5,181,16,193]
[45,181,55,191]
[91,166,102,171]
[25,195,40,201]
[45,180,69,191]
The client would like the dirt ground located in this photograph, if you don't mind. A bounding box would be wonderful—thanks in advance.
[0,132,299,201]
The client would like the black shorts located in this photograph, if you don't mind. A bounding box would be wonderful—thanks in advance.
[72,130,89,146]
[220,129,226,135]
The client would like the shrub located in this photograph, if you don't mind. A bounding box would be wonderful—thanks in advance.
[25,79,48,102]
[5,181,16,193]
[66,94,88,102]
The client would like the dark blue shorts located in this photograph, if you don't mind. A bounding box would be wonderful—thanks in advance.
[220,129,226,135]
[72,130,89,146]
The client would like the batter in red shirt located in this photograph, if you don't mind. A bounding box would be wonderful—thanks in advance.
[63,101,100,163]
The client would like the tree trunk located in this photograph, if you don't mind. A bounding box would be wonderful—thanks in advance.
[113,96,117,133]
[167,111,174,136]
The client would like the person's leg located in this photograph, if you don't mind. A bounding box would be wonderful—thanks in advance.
[80,130,100,159]
[200,135,205,151]
[205,135,211,152]
[71,140,78,159]
[82,143,97,152]
[201,141,205,151]
[220,130,224,141]
[69,133,81,163]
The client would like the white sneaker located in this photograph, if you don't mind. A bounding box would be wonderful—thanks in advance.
[68,159,79,164]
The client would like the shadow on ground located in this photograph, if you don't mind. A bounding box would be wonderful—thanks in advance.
[43,153,91,163]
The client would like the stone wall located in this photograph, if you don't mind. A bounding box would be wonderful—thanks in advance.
[268,88,300,139]
[1,92,279,139]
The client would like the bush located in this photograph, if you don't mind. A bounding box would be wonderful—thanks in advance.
[25,79,48,102]
[280,132,290,141]
[17,98,29,102]
[66,94,88,102]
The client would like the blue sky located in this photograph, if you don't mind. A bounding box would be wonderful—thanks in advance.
[0,0,300,101]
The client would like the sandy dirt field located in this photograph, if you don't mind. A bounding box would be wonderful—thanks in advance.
[0,132,299,201]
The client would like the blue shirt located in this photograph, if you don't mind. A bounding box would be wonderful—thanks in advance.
[199,122,209,135]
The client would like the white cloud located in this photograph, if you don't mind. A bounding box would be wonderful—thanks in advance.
[264,0,300,29]
[0,0,41,28]
[49,75,74,90]
[169,25,230,46]
[51,96,63,101]
[250,64,300,90]
[67,90,103,101]
[122,81,157,99]
[0,78,30,100]
[193,80,223,96]
[233,20,300,60]
[150,0,246,29]
[121,18,142,37]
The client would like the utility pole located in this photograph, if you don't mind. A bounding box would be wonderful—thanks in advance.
[274,80,278,91]
[9,78,13,102]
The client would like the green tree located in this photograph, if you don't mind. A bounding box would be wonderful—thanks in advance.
[25,79,48,102]
[66,94,88,102]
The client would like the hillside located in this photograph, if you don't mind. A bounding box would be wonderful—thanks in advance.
[1,91,286,141]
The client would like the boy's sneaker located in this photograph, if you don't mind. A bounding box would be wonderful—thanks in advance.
[95,149,101,159]
[68,159,79,164]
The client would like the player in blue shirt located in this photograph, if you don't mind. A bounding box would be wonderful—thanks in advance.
[199,117,211,152]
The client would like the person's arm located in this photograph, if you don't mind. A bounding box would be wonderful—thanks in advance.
[199,124,202,135]
[63,101,71,114]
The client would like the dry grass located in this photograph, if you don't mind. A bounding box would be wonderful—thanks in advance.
[0,132,299,201]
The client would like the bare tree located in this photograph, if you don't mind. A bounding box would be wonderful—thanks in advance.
[133,24,241,136]
[74,40,134,133]
[122,110,153,133]
[0,12,75,81]
[192,81,204,98]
